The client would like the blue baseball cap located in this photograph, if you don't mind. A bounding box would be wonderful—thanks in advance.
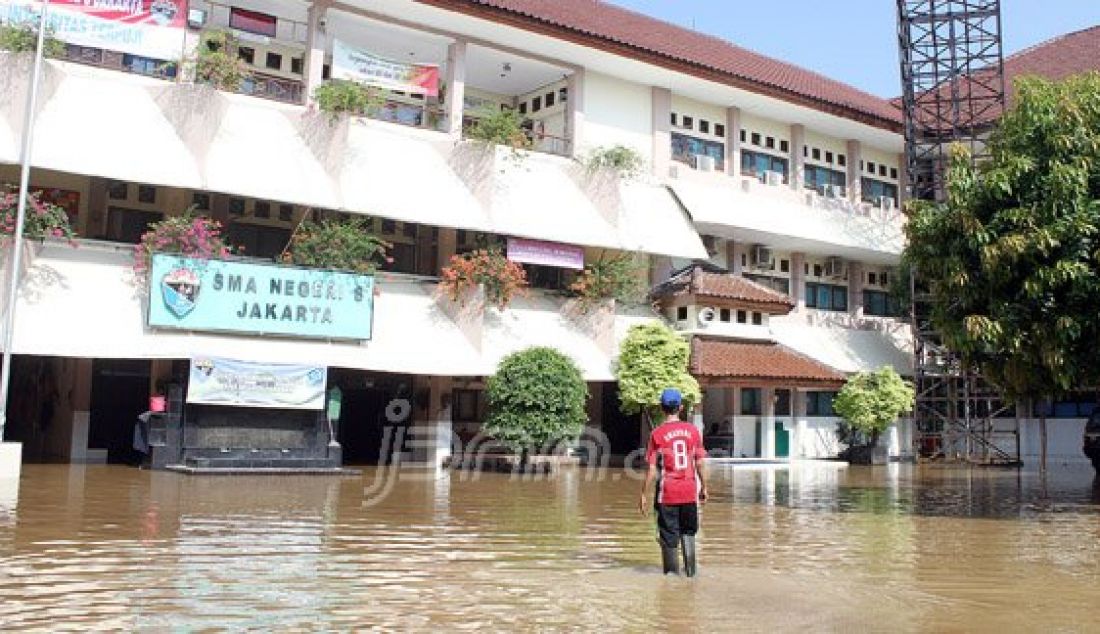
[660,388,682,408]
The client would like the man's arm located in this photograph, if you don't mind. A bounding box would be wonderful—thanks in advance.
[695,456,708,505]
[639,463,657,516]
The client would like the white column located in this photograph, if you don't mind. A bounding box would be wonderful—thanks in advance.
[885,422,901,460]
[789,124,805,190]
[761,387,776,459]
[725,106,741,179]
[444,40,467,136]
[651,86,672,179]
[566,68,585,157]
[727,240,744,275]
[846,139,863,204]
[304,1,330,108]
[790,252,806,311]
[793,387,808,458]
[849,261,864,319]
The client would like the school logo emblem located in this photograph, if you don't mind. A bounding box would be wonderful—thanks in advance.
[161,267,201,319]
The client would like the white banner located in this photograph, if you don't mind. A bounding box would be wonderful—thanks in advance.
[188,357,328,410]
[331,38,439,97]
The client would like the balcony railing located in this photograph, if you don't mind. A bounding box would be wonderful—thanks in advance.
[62,44,177,81]
[239,72,304,105]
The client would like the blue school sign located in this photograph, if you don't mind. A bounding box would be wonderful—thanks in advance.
[147,254,374,341]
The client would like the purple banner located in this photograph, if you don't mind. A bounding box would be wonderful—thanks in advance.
[506,238,585,270]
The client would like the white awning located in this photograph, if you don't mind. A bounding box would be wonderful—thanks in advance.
[618,183,708,260]
[770,318,913,376]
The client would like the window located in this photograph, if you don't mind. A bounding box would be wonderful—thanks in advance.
[191,192,210,210]
[715,123,725,137]
[559,87,568,102]
[291,57,303,75]
[518,102,527,115]
[381,219,397,235]
[402,222,417,239]
[740,388,761,415]
[137,185,156,204]
[107,181,128,200]
[863,290,900,317]
[776,389,791,416]
[751,132,761,146]
[123,54,176,78]
[740,129,747,142]
[743,273,789,295]
[671,133,725,170]
[780,259,790,273]
[890,167,899,180]
[1033,393,1098,418]
[811,148,821,161]
[671,113,678,126]
[806,392,837,416]
[682,115,694,128]
[736,310,747,324]
[106,207,163,243]
[265,52,282,71]
[719,308,731,322]
[862,178,900,205]
[227,223,291,259]
[229,7,277,37]
[531,96,542,113]
[545,91,555,107]
[278,204,294,222]
[383,242,418,274]
[804,165,847,191]
[253,201,271,219]
[677,306,688,321]
[699,120,710,134]
[228,197,245,216]
[780,140,789,153]
[879,164,887,177]
[322,64,330,80]
[752,312,763,325]
[868,272,877,285]
[741,150,789,181]
[838,154,846,167]
[813,264,822,277]
[825,151,833,163]
[452,389,486,422]
[867,161,876,174]
[805,282,848,312]
[765,136,775,149]
[238,46,255,65]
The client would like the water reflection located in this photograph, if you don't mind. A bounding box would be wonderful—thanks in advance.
[0,463,1097,629]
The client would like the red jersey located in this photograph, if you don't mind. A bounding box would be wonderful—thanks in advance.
[646,420,706,504]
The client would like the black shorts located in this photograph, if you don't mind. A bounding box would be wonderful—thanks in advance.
[655,502,699,548]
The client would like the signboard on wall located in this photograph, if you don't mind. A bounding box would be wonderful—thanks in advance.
[147,254,375,341]
[188,357,327,410]
[506,237,585,270]
[0,0,188,60]
[331,39,439,97]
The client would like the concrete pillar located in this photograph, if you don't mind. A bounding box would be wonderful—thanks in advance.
[436,227,457,274]
[761,387,776,459]
[565,68,585,157]
[68,359,94,463]
[885,422,901,460]
[846,140,862,203]
[444,40,468,136]
[725,106,741,179]
[848,261,864,319]
[790,252,806,311]
[411,376,453,468]
[793,387,808,458]
[87,177,108,239]
[304,1,331,108]
[789,124,805,190]
[651,87,672,179]
[727,240,744,275]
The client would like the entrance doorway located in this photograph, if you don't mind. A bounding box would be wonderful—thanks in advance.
[775,421,790,458]
[88,359,151,464]
[335,373,413,465]
[602,383,641,456]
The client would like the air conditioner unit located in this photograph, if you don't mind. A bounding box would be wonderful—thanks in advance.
[740,177,754,193]
[823,184,847,199]
[879,196,896,212]
[823,256,847,279]
[763,170,784,187]
[695,155,716,172]
[751,244,773,269]
[187,7,207,29]
[697,307,717,327]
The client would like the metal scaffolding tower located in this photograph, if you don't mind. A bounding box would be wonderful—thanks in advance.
[897,0,1019,464]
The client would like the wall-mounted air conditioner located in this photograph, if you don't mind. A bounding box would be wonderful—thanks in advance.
[763,170,784,187]
[879,196,896,212]
[823,184,847,199]
[695,155,716,172]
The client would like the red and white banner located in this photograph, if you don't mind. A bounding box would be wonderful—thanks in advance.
[0,0,187,60]
[331,38,439,97]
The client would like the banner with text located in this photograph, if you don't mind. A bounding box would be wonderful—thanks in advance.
[188,357,327,410]
[506,237,585,270]
[0,0,188,61]
[148,254,375,341]
[331,39,439,97]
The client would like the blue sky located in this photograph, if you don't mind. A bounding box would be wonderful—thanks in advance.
[608,1,1100,97]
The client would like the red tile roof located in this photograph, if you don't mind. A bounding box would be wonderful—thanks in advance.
[691,337,846,387]
[1003,25,1100,105]
[653,266,794,314]
[419,0,903,130]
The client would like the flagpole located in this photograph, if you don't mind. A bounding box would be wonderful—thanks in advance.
[0,0,51,442]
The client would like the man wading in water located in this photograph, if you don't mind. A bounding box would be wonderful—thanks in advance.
[639,388,707,576]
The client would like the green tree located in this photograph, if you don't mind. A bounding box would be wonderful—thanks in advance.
[833,367,914,448]
[0,21,66,57]
[281,217,390,273]
[484,347,588,456]
[615,322,701,425]
[904,73,1100,469]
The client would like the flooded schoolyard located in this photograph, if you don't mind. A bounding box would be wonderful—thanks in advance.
[0,462,1098,630]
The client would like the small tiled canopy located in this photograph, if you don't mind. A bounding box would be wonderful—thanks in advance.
[690,337,846,389]
[651,265,795,315]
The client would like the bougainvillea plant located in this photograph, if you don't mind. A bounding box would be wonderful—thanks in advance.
[568,252,643,311]
[281,217,391,273]
[0,186,77,243]
[439,248,528,309]
[133,208,232,277]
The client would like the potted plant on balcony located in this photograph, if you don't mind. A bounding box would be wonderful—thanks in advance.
[465,108,532,159]
[568,252,643,313]
[438,247,528,309]
[483,346,588,472]
[582,145,646,180]
[833,367,914,465]
[192,30,251,91]
[0,21,65,57]
[132,208,233,279]
[280,217,390,273]
[313,80,386,122]
[0,186,77,249]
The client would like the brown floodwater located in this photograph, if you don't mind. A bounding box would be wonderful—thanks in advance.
[0,462,1098,631]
